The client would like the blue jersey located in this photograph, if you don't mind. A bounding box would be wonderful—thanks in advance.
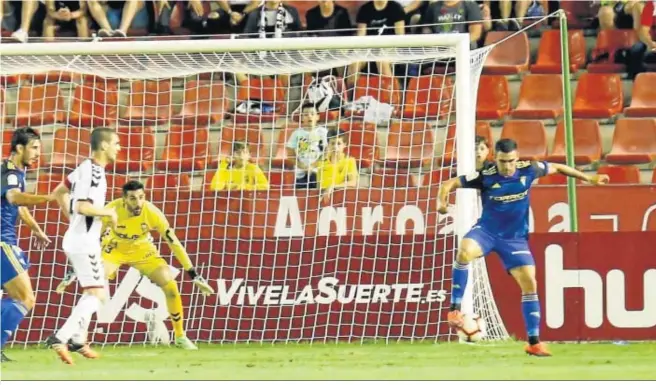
[0,159,26,246]
[459,160,548,240]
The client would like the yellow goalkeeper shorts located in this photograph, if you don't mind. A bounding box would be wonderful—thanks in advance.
[102,242,168,279]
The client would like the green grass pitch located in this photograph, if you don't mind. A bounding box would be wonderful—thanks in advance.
[2,341,655,380]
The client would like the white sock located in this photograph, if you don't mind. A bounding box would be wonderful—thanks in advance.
[70,312,94,345]
[56,294,101,343]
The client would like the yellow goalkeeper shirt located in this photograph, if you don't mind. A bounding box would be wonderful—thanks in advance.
[102,199,193,270]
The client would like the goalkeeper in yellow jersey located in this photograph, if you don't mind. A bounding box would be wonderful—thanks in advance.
[57,180,214,350]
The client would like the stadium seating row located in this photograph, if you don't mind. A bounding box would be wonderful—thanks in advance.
[3,118,655,174]
[1,72,655,127]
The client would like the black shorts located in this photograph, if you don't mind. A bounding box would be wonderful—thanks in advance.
[295,172,318,189]
[613,3,634,29]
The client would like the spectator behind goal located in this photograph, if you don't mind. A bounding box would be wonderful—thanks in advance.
[318,128,359,204]
[210,141,269,192]
[305,0,353,37]
[287,104,328,190]
[422,0,483,49]
[42,0,90,41]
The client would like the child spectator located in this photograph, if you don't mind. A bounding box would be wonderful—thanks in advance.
[305,0,353,37]
[210,141,269,191]
[286,104,328,189]
[43,0,90,41]
[318,128,359,203]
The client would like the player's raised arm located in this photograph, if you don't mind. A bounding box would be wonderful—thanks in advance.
[544,162,610,185]
[150,203,214,296]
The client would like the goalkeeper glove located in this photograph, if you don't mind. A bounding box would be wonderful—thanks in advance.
[56,271,77,294]
[187,269,214,296]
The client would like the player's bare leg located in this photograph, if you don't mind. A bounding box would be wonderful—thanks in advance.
[148,266,197,350]
[510,265,551,357]
[1,272,36,362]
[47,286,107,365]
[447,238,483,329]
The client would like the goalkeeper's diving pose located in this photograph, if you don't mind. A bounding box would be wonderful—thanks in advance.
[57,180,214,350]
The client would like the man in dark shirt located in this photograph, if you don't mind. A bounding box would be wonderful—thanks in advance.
[348,0,405,86]
[305,0,353,37]
[422,0,483,49]
[242,0,301,37]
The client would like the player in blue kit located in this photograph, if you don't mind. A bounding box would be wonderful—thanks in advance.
[1,128,54,362]
[438,138,609,356]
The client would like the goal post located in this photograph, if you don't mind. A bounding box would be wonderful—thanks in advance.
[1,33,507,345]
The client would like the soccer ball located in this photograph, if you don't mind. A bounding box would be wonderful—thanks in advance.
[456,313,486,343]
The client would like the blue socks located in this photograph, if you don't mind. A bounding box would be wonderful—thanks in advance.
[449,261,470,311]
[1,298,29,348]
[521,293,541,345]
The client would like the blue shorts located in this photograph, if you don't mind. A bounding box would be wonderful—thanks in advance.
[1,242,29,287]
[464,226,534,271]
[107,6,150,30]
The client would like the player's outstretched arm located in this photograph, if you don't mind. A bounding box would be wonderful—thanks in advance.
[437,177,463,214]
[18,206,50,249]
[51,182,71,220]
[152,205,215,295]
[76,201,118,229]
[5,188,54,207]
[547,163,610,185]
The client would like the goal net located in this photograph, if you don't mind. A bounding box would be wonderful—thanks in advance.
[1,33,508,346]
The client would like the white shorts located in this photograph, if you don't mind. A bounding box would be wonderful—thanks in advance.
[65,249,105,288]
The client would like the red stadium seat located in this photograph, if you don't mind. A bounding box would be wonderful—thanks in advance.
[145,174,191,192]
[49,127,91,170]
[29,71,77,84]
[14,84,65,126]
[172,81,227,125]
[558,0,597,29]
[402,75,453,119]
[624,73,656,118]
[441,121,494,165]
[214,125,266,167]
[588,29,638,73]
[422,168,454,187]
[511,74,563,120]
[155,125,210,172]
[546,120,602,165]
[233,77,286,124]
[121,80,172,125]
[270,125,297,169]
[266,170,297,189]
[111,127,156,173]
[476,75,510,120]
[531,30,587,74]
[652,168,656,184]
[572,73,623,119]
[382,122,434,168]
[1,130,12,159]
[596,165,641,184]
[499,121,547,161]
[604,118,656,164]
[370,168,418,188]
[346,75,400,118]
[338,120,378,168]
[483,31,530,75]
[0,87,5,123]
[67,82,119,127]
[36,173,67,195]
[106,174,130,199]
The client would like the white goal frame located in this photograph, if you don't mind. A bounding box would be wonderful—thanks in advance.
[1,33,482,336]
